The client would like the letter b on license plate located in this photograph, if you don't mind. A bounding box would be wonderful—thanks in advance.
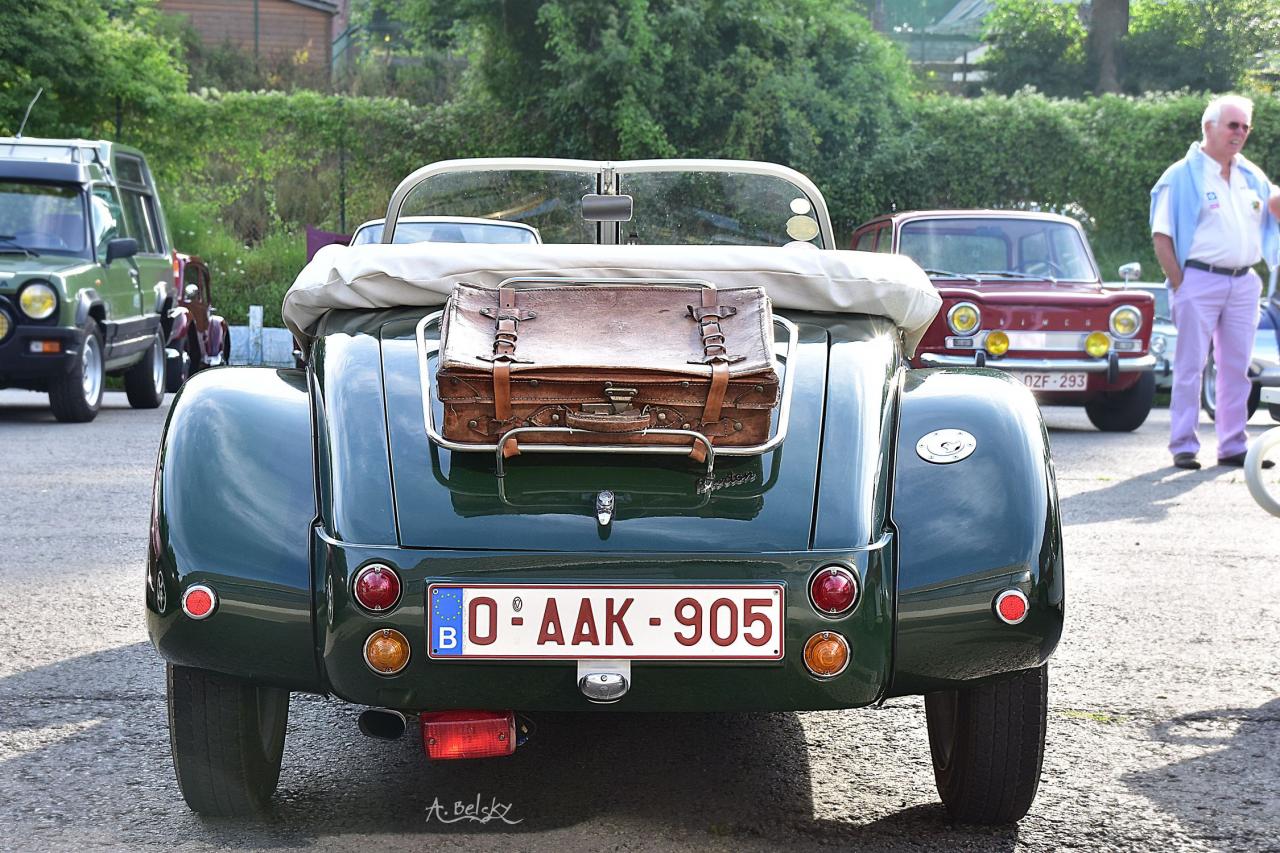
[427,584,785,660]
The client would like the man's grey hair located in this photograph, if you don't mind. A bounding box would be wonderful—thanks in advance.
[1202,94,1254,140]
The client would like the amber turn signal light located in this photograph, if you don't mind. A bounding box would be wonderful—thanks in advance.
[364,628,411,675]
[803,631,850,678]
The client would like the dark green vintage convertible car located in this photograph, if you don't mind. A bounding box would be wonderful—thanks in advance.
[147,159,1064,824]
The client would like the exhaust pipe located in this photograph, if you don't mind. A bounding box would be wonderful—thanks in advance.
[358,708,408,741]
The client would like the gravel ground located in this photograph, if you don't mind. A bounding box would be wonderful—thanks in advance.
[1,387,1277,852]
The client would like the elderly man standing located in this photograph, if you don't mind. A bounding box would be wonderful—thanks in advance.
[1151,94,1280,470]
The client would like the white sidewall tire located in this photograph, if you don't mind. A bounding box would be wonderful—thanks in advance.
[1245,427,1280,517]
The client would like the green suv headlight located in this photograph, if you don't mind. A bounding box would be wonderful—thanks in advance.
[19,282,57,320]
[1109,305,1141,338]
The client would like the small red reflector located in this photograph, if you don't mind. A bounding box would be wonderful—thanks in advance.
[182,585,216,620]
[994,590,1029,625]
[421,710,516,760]
[809,565,859,615]
[353,564,401,612]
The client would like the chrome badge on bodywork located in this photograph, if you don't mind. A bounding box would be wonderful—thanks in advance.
[916,429,977,464]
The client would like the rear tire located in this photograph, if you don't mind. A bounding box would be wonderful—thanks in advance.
[1085,371,1155,432]
[125,330,165,409]
[49,319,103,423]
[165,346,189,393]
[925,664,1048,824]
[167,664,289,817]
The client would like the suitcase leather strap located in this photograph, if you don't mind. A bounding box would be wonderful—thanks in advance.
[478,287,536,456]
[687,288,739,462]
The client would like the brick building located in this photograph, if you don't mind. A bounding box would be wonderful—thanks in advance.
[160,0,342,80]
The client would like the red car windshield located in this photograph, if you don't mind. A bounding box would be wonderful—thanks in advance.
[899,217,1097,282]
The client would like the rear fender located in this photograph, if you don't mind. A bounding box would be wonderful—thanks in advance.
[887,368,1064,696]
[166,307,189,347]
[146,366,322,691]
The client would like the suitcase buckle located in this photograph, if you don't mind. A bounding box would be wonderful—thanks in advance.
[581,386,638,415]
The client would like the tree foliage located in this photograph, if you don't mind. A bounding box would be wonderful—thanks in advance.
[1125,0,1280,93]
[981,0,1280,97]
[377,0,917,231]
[0,0,186,137]
[980,0,1089,97]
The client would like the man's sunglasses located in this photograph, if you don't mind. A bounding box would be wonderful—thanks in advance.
[1225,120,1251,132]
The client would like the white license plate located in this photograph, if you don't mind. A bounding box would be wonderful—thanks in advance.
[1013,371,1088,391]
[427,584,785,660]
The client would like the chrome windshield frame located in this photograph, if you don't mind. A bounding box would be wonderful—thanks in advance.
[382,157,835,250]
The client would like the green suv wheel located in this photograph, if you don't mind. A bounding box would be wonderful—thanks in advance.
[125,330,166,409]
[925,664,1048,824]
[167,664,289,817]
[48,319,104,423]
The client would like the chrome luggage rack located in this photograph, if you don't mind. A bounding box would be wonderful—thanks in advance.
[415,277,799,477]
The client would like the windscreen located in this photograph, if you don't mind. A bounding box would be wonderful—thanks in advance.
[0,181,87,256]
[352,220,540,246]
[899,217,1097,281]
[619,171,825,248]
[392,165,826,247]
[1136,285,1170,320]
[396,170,598,244]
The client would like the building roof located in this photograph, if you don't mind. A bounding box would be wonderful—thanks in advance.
[285,0,338,13]
[927,0,1076,36]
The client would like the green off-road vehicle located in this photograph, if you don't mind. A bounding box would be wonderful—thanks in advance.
[0,137,179,421]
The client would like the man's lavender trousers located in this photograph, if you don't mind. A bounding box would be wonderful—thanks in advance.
[1168,266,1262,458]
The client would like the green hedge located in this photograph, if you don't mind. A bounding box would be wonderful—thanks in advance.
[122,89,1279,324]
[902,91,1279,276]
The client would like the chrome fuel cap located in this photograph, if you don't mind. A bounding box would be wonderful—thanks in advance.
[916,429,977,464]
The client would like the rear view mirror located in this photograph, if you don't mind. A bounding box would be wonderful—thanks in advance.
[1118,262,1142,283]
[581,194,634,222]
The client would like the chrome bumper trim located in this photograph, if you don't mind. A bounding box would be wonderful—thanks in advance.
[918,353,1157,373]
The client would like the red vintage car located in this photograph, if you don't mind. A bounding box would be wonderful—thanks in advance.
[852,210,1157,431]
[163,253,229,389]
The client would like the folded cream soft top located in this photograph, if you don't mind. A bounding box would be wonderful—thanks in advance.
[283,242,942,354]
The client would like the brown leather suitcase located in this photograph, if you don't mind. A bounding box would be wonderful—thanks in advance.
[436,281,780,459]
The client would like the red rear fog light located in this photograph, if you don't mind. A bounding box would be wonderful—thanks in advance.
[421,710,516,760]
[994,589,1029,625]
[809,565,858,615]
[353,564,401,612]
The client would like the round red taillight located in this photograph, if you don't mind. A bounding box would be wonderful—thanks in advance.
[354,564,401,612]
[994,589,1029,625]
[181,584,216,620]
[809,565,858,615]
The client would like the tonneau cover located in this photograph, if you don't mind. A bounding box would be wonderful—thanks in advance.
[283,242,941,354]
